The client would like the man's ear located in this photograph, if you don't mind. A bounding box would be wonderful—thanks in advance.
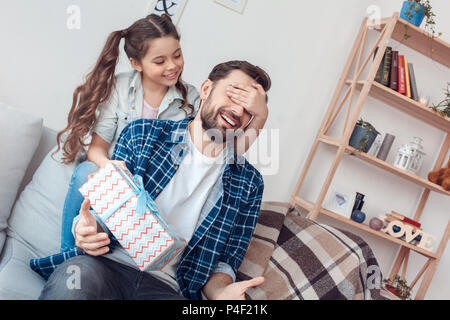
[130,58,143,72]
[200,79,214,101]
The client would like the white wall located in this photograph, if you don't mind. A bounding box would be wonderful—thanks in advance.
[0,0,448,299]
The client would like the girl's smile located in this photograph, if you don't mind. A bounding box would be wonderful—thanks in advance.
[132,36,185,88]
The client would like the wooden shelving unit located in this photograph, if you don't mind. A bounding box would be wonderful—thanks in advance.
[289,12,449,300]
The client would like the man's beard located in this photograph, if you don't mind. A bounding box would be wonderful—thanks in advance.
[200,94,241,143]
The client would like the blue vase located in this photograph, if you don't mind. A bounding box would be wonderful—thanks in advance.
[351,210,366,224]
[349,125,377,153]
[400,1,425,27]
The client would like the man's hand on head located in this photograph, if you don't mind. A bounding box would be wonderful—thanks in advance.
[226,82,268,125]
[75,199,110,256]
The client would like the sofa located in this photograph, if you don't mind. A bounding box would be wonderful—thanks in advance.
[0,103,385,300]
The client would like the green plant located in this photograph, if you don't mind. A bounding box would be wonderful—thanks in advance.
[383,275,412,300]
[355,118,381,152]
[403,0,442,40]
[430,83,450,118]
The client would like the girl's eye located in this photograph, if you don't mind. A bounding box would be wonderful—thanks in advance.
[155,61,164,65]
[174,54,181,59]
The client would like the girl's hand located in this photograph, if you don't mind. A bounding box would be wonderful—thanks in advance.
[226,83,268,127]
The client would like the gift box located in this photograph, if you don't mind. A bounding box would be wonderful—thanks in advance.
[79,163,185,271]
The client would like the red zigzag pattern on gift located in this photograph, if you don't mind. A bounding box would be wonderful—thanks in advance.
[91,180,120,207]
[84,170,132,215]
[135,238,173,269]
[123,221,158,250]
[116,213,149,241]
[107,203,136,233]
[85,170,115,201]
[96,186,132,215]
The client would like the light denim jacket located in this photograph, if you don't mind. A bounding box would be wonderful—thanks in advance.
[93,70,201,156]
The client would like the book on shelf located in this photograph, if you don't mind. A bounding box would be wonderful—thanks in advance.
[374,46,393,86]
[381,47,393,87]
[408,63,419,101]
[398,55,407,95]
[405,58,412,98]
[389,51,399,91]
[390,211,422,228]
[374,47,384,83]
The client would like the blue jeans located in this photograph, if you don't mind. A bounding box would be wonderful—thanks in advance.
[38,255,186,300]
[60,161,98,252]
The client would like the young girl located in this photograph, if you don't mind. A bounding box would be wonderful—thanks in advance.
[31,14,268,279]
[56,14,201,253]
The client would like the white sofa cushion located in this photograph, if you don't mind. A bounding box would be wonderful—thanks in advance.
[7,147,77,258]
[0,103,43,253]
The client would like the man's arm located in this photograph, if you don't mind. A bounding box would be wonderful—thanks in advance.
[111,122,138,172]
[203,177,265,300]
[203,273,264,300]
[203,273,233,300]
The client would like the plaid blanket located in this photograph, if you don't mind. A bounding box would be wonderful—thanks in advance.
[237,202,385,300]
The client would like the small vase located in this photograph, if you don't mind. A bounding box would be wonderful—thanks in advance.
[400,1,425,27]
[351,210,366,224]
[376,134,396,161]
[369,218,384,231]
[349,126,378,153]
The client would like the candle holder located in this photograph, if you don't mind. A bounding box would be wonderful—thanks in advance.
[394,137,426,174]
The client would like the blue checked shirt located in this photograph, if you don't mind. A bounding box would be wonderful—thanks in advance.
[111,117,264,300]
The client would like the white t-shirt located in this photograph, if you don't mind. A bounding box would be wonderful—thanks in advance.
[104,129,225,292]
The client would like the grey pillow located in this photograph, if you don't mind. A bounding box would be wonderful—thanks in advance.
[0,103,43,253]
[7,147,77,258]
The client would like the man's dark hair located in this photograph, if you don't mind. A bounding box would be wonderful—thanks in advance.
[208,61,272,101]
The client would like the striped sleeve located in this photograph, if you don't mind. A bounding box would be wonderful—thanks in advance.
[218,174,264,272]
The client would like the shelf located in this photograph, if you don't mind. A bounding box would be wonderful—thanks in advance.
[318,136,450,196]
[345,80,450,133]
[291,14,450,299]
[294,196,438,259]
[378,16,450,68]
[345,145,450,196]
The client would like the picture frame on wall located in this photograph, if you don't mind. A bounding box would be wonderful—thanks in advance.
[148,0,188,25]
[214,0,248,14]
[323,189,356,218]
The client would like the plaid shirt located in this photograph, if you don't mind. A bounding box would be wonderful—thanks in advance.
[111,117,264,300]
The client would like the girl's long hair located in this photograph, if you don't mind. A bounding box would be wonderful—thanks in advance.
[55,14,193,164]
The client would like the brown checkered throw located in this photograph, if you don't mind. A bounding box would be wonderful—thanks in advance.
[237,202,386,300]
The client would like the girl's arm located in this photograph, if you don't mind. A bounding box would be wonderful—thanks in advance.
[87,133,111,168]
[88,133,128,171]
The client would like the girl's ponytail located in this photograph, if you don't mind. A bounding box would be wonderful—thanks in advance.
[55,30,124,164]
[175,79,194,117]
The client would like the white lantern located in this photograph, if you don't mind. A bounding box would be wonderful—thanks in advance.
[394,137,426,174]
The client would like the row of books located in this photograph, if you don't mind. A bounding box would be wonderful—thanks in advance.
[374,47,419,101]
